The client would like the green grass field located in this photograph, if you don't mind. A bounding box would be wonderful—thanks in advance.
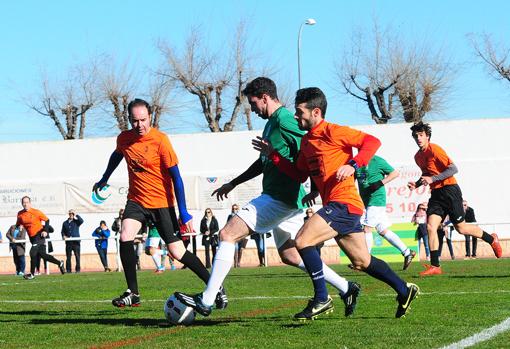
[1,259,509,349]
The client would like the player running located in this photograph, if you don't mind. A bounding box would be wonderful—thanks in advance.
[176,77,361,319]
[93,98,226,308]
[355,155,416,270]
[17,196,65,279]
[253,87,419,319]
[407,122,502,276]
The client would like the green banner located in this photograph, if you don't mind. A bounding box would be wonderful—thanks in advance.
[340,223,418,264]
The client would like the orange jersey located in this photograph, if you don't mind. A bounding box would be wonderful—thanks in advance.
[16,208,48,237]
[296,121,380,214]
[414,143,457,190]
[116,128,179,208]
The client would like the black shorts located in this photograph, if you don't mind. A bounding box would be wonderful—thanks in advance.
[316,202,363,236]
[427,184,465,224]
[123,200,180,244]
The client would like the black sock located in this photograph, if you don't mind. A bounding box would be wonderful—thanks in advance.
[365,256,408,297]
[120,241,138,294]
[430,250,440,267]
[179,250,210,284]
[481,231,494,244]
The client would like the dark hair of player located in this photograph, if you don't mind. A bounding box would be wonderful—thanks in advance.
[128,98,152,119]
[294,87,328,118]
[242,77,278,100]
[410,121,432,139]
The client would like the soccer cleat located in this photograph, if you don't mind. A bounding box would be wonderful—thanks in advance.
[490,233,502,258]
[112,289,141,308]
[403,250,416,270]
[395,283,420,318]
[58,260,66,275]
[294,296,334,321]
[215,286,228,310]
[419,264,442,276]
[23,273,35,280]
[341,281,361,317]
[175,292,212,316]
[154,269,164,274]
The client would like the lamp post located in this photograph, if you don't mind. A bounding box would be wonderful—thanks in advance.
[297,18,316,89]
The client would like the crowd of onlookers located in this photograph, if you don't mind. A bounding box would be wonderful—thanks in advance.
[0,199,480,276]
[411,199,478,261]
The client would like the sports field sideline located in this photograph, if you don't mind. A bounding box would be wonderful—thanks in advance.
[0,258,508,349]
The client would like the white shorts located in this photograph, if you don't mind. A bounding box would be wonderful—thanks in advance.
[147,237,162,249]
[236,194,304,249]
[361,206,391,233]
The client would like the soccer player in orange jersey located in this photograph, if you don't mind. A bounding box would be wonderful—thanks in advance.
[407,122,502,276]
[16,196,65,279]
[253,87,419,319]
[93,98,226,309]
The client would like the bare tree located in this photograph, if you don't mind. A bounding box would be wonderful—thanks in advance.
[470,33,510,83]
[28,63,98,139]
[98,56,176,131]
[98,58,134,131]
[335,22,453,124]
[157,21,259,132]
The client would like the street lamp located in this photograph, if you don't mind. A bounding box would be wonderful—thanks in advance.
[297,18,316,89]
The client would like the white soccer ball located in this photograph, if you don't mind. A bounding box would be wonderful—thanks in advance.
[164,293,196,326]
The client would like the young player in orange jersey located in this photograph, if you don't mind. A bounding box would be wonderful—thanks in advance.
[407,122,502,276]
[16,196,65,279]
[253,87,419,319]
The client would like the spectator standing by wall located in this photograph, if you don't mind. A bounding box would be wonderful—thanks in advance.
[412,203,430,259]
[92,220,111,272]
[6,224,27,276]
[200,208,219,268]
[463,200,478,259]
[61,209,83,273]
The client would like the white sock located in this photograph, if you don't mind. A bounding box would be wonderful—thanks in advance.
[151,250,162,269]
[297,261,349,295]
[382,230,409,256]
[365,231,374,253]
[202,241,235,306]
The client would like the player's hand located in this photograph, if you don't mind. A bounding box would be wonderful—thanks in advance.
[251,136,274,156]
[336,164,355,181]
[420,176,432,185]
[41,231,48,238]
[212,183,235,201]
[93,179,108,194]
[302,190,319,207]
[182,218,194,233]
[368,180,384,193]
[407,181,416,191]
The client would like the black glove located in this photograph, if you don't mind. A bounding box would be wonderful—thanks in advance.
[368,180,384,193]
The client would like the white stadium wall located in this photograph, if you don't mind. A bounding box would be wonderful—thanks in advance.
[0,118,509,258]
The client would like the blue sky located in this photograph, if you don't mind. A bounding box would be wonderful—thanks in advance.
[1,0,509,142]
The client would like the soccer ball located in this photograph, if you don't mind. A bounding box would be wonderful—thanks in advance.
[164,293,196,325]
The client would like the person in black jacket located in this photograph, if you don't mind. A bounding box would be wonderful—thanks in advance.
[61,209,84,273]
[200,208,219,268]
[463,200,478,259]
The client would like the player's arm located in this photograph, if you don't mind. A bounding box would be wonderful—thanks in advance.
[252,136,309,183]
[421,163,458,185]
[168,165,193,227]
[212,159,263,201]
[337,134,381,181]
[93,151,123,193]
[369,169,399,193]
